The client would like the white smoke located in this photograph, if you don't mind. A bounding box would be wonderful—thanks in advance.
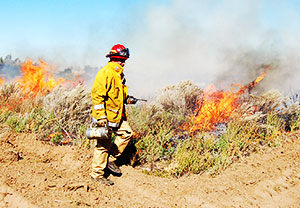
[2,0,300,97]
[124,0,300,97]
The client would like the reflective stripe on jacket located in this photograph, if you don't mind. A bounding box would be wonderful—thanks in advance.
[91,62,128,127]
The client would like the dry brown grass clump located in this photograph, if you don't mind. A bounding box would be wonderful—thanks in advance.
[42,85,92,144]
[0,83,92,145]
[0,83,43,114]
[154,80,203,116]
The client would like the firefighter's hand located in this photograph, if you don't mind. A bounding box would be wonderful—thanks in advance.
[97,118,107,127]
[126,96,137,104]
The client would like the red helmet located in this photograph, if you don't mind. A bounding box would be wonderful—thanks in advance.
[106,44,130,60]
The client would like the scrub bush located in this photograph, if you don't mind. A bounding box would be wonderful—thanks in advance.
[1,79,300,177]
[129,87,300,176]
[41,85,91,145]
[0,83,91,145]
[127,80,202,170]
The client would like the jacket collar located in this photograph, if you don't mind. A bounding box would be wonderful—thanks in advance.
[108,62,124,75]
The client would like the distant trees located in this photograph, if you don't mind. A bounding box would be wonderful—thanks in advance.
[0,55,21,78]
[1,55,20,65]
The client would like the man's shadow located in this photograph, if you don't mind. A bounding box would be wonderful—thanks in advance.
[104,139,139,177]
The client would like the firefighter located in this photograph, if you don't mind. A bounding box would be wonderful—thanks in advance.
[90,44,135,185]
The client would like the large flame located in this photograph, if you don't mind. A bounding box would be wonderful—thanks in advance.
[1,58,84,114]
[18,59,64,95]
[188,85,241,131]
[185,66,270,132]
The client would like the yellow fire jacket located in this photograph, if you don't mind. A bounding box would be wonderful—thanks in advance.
[91,62,128,127]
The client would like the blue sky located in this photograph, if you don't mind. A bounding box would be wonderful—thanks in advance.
[1,1,148,56]
[1,0,299,61]
[1,0,300,95]
[1,0,299,54]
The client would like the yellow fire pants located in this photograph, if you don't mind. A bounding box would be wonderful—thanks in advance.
[90,121,133,178]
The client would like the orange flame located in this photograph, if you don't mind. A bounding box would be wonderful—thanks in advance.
[0,77,4,85]
[251,66,270,86]
[238,66,270,94]
[185,66,270,132]
[188,85,241,131]
[18,59,64,96]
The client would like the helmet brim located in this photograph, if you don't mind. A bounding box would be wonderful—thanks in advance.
[106,54,128,59]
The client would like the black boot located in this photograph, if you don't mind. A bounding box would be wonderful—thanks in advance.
[91,176,114,186]
[107,161,122,175]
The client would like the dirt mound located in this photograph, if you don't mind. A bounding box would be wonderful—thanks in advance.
[0,131,299,207]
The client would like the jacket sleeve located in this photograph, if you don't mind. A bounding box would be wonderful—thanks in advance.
[91,70,112,120]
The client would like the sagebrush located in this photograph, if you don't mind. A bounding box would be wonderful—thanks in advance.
[1,80,299,176]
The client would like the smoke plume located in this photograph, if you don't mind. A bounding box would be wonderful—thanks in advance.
[124,0,300,96]
[2,1,300,97]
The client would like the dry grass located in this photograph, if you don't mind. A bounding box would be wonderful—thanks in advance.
[42,85,91,144]
[129,84,300,176]
[1,80,299,177]
[0,83,91,145]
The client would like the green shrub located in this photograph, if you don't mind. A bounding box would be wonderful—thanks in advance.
[169,112,286,176]
[50,132,64,145]
[290,113,300,131]
[5,112,26,133]
[170,133,215,176]
[135,128,175,164]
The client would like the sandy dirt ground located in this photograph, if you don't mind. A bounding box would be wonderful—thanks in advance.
[0,131,299,208]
